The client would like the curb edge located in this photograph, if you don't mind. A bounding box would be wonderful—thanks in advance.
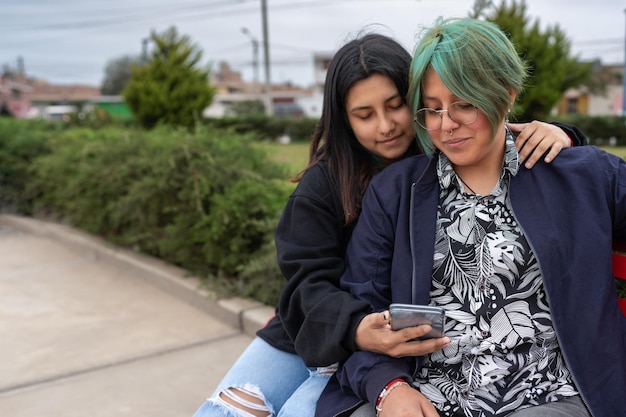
[0,214,274,337]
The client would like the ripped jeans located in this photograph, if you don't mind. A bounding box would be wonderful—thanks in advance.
[192,337,334,417]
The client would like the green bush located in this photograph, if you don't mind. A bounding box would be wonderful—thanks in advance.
[553,115,626,146]
[24,124,291,303]
[0,119,60,213]
[204,115,317,143]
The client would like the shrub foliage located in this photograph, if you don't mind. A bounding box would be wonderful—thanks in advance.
[0,119,290,305]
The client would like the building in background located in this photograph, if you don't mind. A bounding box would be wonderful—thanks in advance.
[205,60,324,118]
[5,52,622,121]
[0,74,33,118]
[554,62,624,116]
[28,81,101,120]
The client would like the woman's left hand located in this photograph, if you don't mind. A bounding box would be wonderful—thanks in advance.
[508,121,572,169]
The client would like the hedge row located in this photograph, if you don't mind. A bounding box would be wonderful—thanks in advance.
[551,114,626,146]
[0,118,291,305]
[68,110,320,144]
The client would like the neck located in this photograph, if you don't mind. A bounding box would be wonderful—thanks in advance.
[455,145,505,195]
[455,165,501,195]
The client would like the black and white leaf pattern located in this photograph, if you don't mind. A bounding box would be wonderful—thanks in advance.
[415,134,578,416]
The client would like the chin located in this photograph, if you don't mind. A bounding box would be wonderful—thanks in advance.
[382,151,408,162]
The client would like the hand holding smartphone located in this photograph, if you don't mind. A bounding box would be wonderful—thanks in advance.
[389,303,445,340]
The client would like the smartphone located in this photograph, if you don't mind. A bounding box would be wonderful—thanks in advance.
[389,303,445,340]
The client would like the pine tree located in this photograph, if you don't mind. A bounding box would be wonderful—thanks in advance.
[484,1,592,120]
[123,27,215,129]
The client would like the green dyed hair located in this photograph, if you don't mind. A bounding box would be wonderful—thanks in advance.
[408,17,528,154]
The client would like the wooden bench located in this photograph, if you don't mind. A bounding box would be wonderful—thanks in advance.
[610,240,626,316]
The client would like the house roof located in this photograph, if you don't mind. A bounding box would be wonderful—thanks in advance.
[29,81,101,103]
[0,77,33,94]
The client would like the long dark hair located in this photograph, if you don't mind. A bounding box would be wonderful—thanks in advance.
[294,33,419,225]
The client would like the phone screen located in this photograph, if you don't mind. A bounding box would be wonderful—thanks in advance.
[389,303,445,340]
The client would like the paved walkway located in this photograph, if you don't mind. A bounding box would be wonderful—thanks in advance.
[0,214,274,417]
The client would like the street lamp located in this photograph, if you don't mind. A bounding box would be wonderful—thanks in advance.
[241,27,259,84]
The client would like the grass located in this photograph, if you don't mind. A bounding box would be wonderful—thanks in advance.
[601,146,626,160]
[261,143,626,176]
[257,141,310,177]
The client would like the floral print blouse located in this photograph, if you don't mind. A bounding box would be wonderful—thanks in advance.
[414,132,579,416]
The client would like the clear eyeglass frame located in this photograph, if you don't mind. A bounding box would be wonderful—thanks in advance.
[414,101,478,130]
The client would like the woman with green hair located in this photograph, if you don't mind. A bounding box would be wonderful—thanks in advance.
[317,17,625,417]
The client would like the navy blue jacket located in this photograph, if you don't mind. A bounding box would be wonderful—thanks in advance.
[317,146,626,417]
[262,123,588,367]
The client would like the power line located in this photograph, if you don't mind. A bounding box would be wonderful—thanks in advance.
[2,0,259,31]
[2,0,415,33]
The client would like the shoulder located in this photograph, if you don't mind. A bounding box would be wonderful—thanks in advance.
[370,154,435,189]
[293,160,337,198]
[286,160,342,217]
[516,146,626,192]
[533,146,624,175]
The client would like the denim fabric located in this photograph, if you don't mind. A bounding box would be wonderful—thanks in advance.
[192,337,331,417]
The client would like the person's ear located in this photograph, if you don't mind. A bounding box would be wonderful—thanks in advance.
[508,90,517,106]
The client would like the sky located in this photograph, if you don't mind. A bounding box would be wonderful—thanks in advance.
[2,0,625,89]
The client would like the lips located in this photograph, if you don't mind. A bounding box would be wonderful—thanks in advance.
[380,134,402,144]
[442,137,469,147]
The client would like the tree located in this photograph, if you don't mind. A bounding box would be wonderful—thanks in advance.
[468,0,493,18]
[123,27,215,129]
[100,55,140,95]
[476,1,592,121]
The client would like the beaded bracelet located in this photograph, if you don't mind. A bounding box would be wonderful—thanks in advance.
[375,378,409,416]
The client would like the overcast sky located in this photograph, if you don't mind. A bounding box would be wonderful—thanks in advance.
[2,0,625,88]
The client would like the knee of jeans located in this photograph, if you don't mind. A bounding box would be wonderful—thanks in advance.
[209,383,274,417]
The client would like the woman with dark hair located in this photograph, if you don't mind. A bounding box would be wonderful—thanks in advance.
[192,31,587,417]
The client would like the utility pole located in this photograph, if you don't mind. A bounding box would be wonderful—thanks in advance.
[17,56,25,77]
[241,27,259,84]
[261,0,273,115]
[141,38,149,65]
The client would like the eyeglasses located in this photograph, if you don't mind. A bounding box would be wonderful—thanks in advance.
[414,101,478,130]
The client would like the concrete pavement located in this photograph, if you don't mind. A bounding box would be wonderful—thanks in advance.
[0,214,275,417]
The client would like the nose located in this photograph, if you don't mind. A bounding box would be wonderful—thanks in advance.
[439,111,459,131]
[378,116,395,136]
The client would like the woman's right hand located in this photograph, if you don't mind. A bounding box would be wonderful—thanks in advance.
[354,311,450,357]
[378,383,440,417]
